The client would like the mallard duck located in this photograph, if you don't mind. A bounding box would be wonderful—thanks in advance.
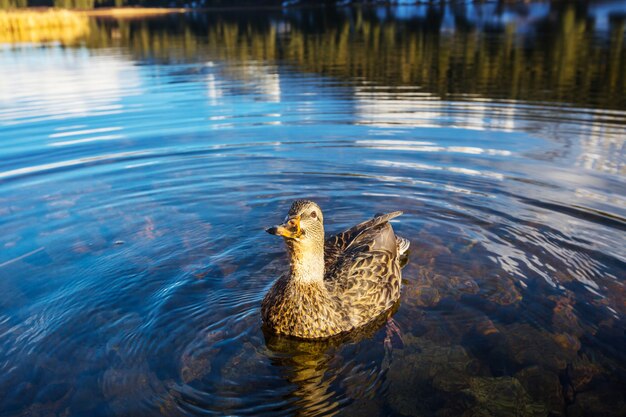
[262,200,409,339]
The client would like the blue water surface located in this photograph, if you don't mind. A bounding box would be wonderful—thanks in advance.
[0,3,625,416]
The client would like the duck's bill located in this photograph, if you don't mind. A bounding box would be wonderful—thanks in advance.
[265,216,301,239]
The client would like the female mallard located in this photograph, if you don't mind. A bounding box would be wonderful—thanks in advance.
[262,200,409,339]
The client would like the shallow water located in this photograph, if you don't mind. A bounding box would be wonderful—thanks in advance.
[0,2,625,416]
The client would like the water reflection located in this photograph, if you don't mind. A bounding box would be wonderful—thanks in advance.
[0,47,140,125]
[2,2,625,108]
[353,88,626,177]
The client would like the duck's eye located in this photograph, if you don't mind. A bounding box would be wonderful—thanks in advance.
[310,211,317,219]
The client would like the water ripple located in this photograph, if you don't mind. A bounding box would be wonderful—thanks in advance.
[1,11,625,416]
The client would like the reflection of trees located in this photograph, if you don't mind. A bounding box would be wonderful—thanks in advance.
[275,5,625,109]
[76,5,626,109]
[0,0,285,6]
[0,9,91,43]
[0,0,25,7]
[2,4,624,109]
[53,0,99,8]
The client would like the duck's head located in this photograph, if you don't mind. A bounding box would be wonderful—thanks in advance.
[266,200,325,247]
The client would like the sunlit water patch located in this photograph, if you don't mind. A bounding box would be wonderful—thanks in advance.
[0,3,625,416]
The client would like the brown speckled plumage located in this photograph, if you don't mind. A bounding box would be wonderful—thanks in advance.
[262,200,409,339]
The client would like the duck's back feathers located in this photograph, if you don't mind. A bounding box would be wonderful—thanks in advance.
[323,212,405,328]
[324,211,403,269]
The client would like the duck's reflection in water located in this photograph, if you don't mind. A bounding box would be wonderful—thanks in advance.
[262,306,400,417]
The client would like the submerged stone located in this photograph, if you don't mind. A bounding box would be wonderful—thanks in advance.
[515,366,564,416]
[550,293,583,337]
[567,384,626,417]
[486,277,522,306]
[553,333,581,353]
[467,376,547,417]
[411,285,441,307]
[568,354,601,392]
[387,335,476,416]
[499,324,576,371]
[474,319,500,336]
[180,353,211,384]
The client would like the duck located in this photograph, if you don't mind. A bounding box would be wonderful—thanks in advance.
[262,200,409,339]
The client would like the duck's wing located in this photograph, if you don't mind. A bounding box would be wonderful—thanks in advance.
[324,211,403,270]
[325,220,402,326]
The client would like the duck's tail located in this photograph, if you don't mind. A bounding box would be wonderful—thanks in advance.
[396,236,410,256]
[373,211,410,256]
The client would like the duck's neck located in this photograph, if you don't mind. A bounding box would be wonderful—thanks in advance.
[287,240,325,285]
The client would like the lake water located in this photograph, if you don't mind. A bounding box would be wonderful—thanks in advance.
[0,2,625,416]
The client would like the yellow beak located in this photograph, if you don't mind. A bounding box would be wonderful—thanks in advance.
[266,215,301,239]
